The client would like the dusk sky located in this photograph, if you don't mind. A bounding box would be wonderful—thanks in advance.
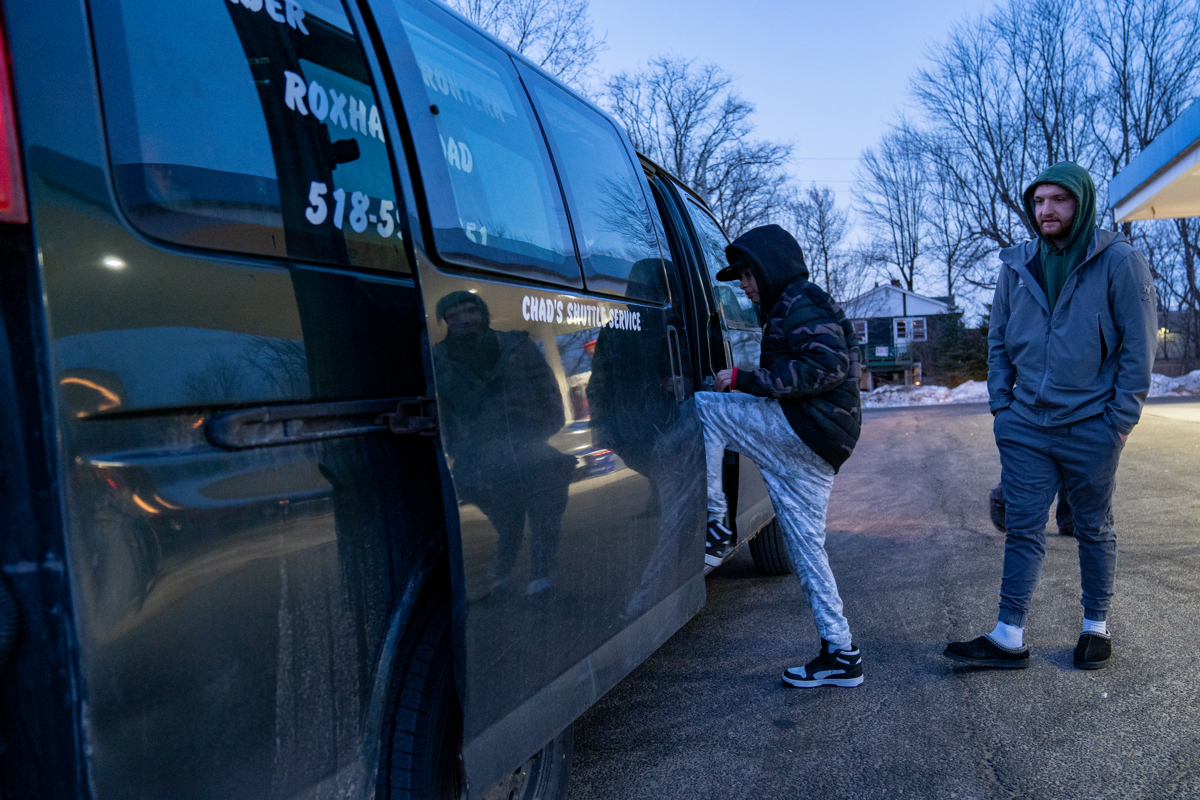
[590,0,996,217]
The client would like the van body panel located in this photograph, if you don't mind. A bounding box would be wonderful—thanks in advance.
[8,1,446,797]
[362,1,710,790]
[0,0,736,796]
[413,263,707,795]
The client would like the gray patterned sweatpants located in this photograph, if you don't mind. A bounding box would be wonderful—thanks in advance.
[694,391,851,649]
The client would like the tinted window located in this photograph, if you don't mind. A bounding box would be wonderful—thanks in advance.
[91,0,409,272]
[388,0,578,285]
[521,69,666,303]
[683,198,758,328]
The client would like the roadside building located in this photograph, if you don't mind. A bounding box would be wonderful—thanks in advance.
[842,281,957,389]
[1110,98,1200,374]
[1109,99,1200,224]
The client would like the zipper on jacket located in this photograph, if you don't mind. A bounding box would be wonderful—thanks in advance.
[1035,325,1051,407]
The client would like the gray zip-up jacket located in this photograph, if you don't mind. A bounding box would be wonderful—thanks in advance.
[988,229,1157,434]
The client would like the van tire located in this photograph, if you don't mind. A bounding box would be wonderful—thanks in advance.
[376,597,463,800]
[376,596,573,800]
[749,518,792,575]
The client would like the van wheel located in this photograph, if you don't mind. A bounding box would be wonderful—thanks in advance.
[477,726,572,800]
[749,518,792,575]
[376,598,573,800]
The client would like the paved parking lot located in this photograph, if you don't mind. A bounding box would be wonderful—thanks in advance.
[569,400,1200,800]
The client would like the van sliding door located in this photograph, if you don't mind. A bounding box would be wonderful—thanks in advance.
[676,195,775,540]
[364,0,707,793]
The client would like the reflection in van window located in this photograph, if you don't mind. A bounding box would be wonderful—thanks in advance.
[526,73,666,303]
[683,198,759,329]
[90,0,409,273]
[390,0,577,284]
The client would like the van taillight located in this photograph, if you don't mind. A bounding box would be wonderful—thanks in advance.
[0,18,26,225]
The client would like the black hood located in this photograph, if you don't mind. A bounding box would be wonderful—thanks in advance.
[724,224,808,309]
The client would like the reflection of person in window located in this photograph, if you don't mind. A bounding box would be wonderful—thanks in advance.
[588,259,675,515]
[433,291,574,596]
[588,259,706,622]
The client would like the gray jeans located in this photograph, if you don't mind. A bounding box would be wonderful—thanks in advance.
[694,391,849,649]
[994,409,1125,627]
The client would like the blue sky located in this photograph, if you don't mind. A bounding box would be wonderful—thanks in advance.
[589,0,995,211]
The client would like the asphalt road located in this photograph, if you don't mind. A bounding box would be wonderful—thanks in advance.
[568,399,1200,800]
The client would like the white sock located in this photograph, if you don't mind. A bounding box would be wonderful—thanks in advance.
[1082,618,1108,636]
[827,639,853,653]
[989,620,1024,649]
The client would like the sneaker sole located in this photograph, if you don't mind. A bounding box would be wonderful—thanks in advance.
[704,552,725,567]
[943,651,1029,669]
[781,674,863,688]
[1073,657,1109,670]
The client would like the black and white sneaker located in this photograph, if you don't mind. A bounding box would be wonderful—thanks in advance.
[704,519,734,567]
[782,640,863,688]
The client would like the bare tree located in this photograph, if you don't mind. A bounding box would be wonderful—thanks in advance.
[855,128,929,291]
[923,139,990,300]
[996,0,1100,172]
[442,0,604,89]
[605,56,791,237]
[913,0,1100,253]
[787,184,851,297]
[863,0,1200,321]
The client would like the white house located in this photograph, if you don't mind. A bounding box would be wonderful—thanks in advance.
[842,281,952,347]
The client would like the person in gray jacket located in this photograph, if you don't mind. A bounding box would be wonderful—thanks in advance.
[945,162,1157,671]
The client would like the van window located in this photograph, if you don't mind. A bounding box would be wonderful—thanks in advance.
[90,0,409,273]
[520,68,666,303]
[388,0,578,285]
[682,198,759,328]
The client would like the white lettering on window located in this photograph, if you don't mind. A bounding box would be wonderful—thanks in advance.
[284,78,383,144]
[417,60,506,122]
[328,90,349,128]
[440,136,474,174]
[228,0,308,34]
[284,71,308,115]
[368,105,385,142]
[284,0,309,34]
[349,98,367,134]
[308,82,329,121]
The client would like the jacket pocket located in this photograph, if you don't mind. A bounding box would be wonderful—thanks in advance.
[1097,312,1119,370]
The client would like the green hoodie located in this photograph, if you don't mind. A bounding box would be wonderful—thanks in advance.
[1022,161,1097,311]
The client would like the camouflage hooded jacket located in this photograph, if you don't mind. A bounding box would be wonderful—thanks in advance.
[726,224,862,472]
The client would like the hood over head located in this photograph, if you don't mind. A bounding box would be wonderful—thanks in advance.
[720,224,808,309]
[1022,161,1097,248]
[1022,159,1099,239]
[1022,161,1098,309]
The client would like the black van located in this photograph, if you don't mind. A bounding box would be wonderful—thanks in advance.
[0,1,788,797]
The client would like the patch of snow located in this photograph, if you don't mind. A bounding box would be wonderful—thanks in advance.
[864,372,1200,408]
[1148,369,1200,398]
[948,380,990,403]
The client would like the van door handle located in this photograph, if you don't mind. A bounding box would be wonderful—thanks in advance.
[207,396,437,449]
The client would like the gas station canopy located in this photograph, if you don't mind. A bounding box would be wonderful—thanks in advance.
[1110,100,1200,222]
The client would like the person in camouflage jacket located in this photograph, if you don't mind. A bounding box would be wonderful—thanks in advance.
[695,223,864,689]
[726,231,862,471]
